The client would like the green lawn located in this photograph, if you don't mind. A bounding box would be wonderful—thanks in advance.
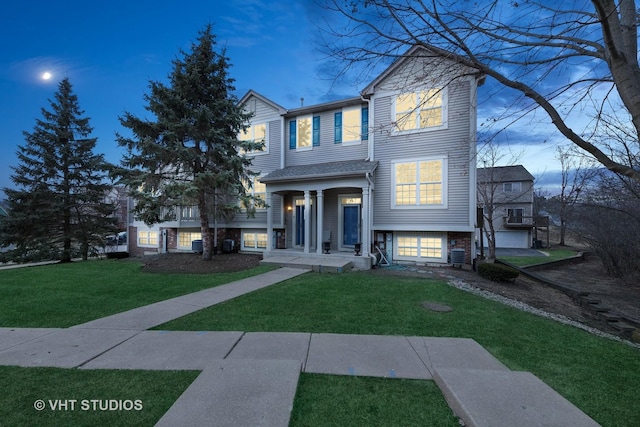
[2,261,639,426]
[0,366,198,427]
[499,248,578,266]
[0,260,273,327]
[157,271,640,427]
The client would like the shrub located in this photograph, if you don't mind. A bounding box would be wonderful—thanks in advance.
[478,262,519,282]
[106,251,130,259]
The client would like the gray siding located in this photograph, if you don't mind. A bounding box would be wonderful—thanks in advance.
[372,80,474,230]
[285,107,369,167]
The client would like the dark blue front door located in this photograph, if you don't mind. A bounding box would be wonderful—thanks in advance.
[295,205,305,246]
[343,205,360,245]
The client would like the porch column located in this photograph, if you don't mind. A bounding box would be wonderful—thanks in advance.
[266,191,273,253]
[304,190,311,253]
[316,190,324,254]
[361,186,370,257]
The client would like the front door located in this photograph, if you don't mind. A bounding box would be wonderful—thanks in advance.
[294,204,305,247]
[343,205,360,246]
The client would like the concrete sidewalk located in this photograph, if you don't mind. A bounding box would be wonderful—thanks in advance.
[0,266,601,426]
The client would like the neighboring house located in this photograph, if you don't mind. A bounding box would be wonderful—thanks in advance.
[0,201,14,254]
[128,45,482,268]
[477,165,535,249]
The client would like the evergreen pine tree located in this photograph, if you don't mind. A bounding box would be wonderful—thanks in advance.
[0,78,116,262]
[116,24,262,260]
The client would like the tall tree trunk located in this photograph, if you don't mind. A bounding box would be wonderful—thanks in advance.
[198,192,213,261]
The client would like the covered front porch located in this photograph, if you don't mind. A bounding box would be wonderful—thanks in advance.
[260,160,378,270]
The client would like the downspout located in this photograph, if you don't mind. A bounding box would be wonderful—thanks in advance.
[362,95,376,266]
[280,115,286,169]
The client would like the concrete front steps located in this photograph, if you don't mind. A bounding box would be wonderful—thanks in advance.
[260,250,369,272]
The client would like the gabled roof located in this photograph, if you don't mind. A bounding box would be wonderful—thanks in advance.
[360,44,484,97]
[238,90,287,115]
[477,165,535,183]
[261,160,378,183]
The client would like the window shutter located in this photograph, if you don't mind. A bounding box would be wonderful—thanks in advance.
[289,120,296,149]
[361,107,369,141]
[313,116,320,146]
[334,112,342,143]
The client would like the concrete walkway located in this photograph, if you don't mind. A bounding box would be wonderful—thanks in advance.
[0,266,601,426]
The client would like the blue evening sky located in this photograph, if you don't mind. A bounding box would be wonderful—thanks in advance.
[0,0,564,197]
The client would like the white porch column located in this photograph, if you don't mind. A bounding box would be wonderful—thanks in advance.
[265,191,273,253]
[361,186,370,256]
[304,190,311,253]
[316,190,324,254]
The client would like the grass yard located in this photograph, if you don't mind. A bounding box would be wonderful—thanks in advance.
[0,366,198,426]
[289,374,459,427]
[2,261,639,426]
[0,260,273,327]
[499,248,578,266]
[157,271,640,427]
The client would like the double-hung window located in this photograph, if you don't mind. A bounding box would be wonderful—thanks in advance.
[393,158,446,208]
[239,123,267,154]
[289,116,320,150]
[503,182,522,192]
[334,106,368,144]
[241,176,266,210]
[138,231,158,246]
[507,208,524,224]
[394,88,446,132]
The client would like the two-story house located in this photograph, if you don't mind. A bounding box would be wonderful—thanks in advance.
[477,165,535,249]
[129,45,482,268]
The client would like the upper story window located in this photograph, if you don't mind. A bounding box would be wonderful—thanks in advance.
[241,176,266,210]
[239,123,268,154]
[393,88,447,132]
[503,182,522,192]
[289,116,320,150]
[334,106,368,144]
[392,158,446,208]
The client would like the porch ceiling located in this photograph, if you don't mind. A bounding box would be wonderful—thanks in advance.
[260,160,378,184]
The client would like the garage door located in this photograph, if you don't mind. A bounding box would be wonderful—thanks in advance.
[494,231,529,249]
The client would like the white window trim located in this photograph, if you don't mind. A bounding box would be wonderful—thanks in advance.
[240,122,269,156]
[137,230,159,247]
[391,157,448,209]
[391,87,448,134]
[241,176,267,211]
[503,182,522,192]
[296,115,313,152]
[177,231,202,250]
[393,232,446,263]
[242,230,268,251]
[341,106,363,146]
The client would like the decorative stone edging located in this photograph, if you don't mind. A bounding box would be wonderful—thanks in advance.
[446,277,640,349]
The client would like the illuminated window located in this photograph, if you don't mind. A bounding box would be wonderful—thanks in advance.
[396,234,443,260]
[394,88,446,132]
[239,123,267,153]
[334,106,368,144]
[289,116,320,150]
[243,232,268,250]
[179,231,202,248]
[393,159,445,207]
[241,176,266,210]
[138,231,158,246]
